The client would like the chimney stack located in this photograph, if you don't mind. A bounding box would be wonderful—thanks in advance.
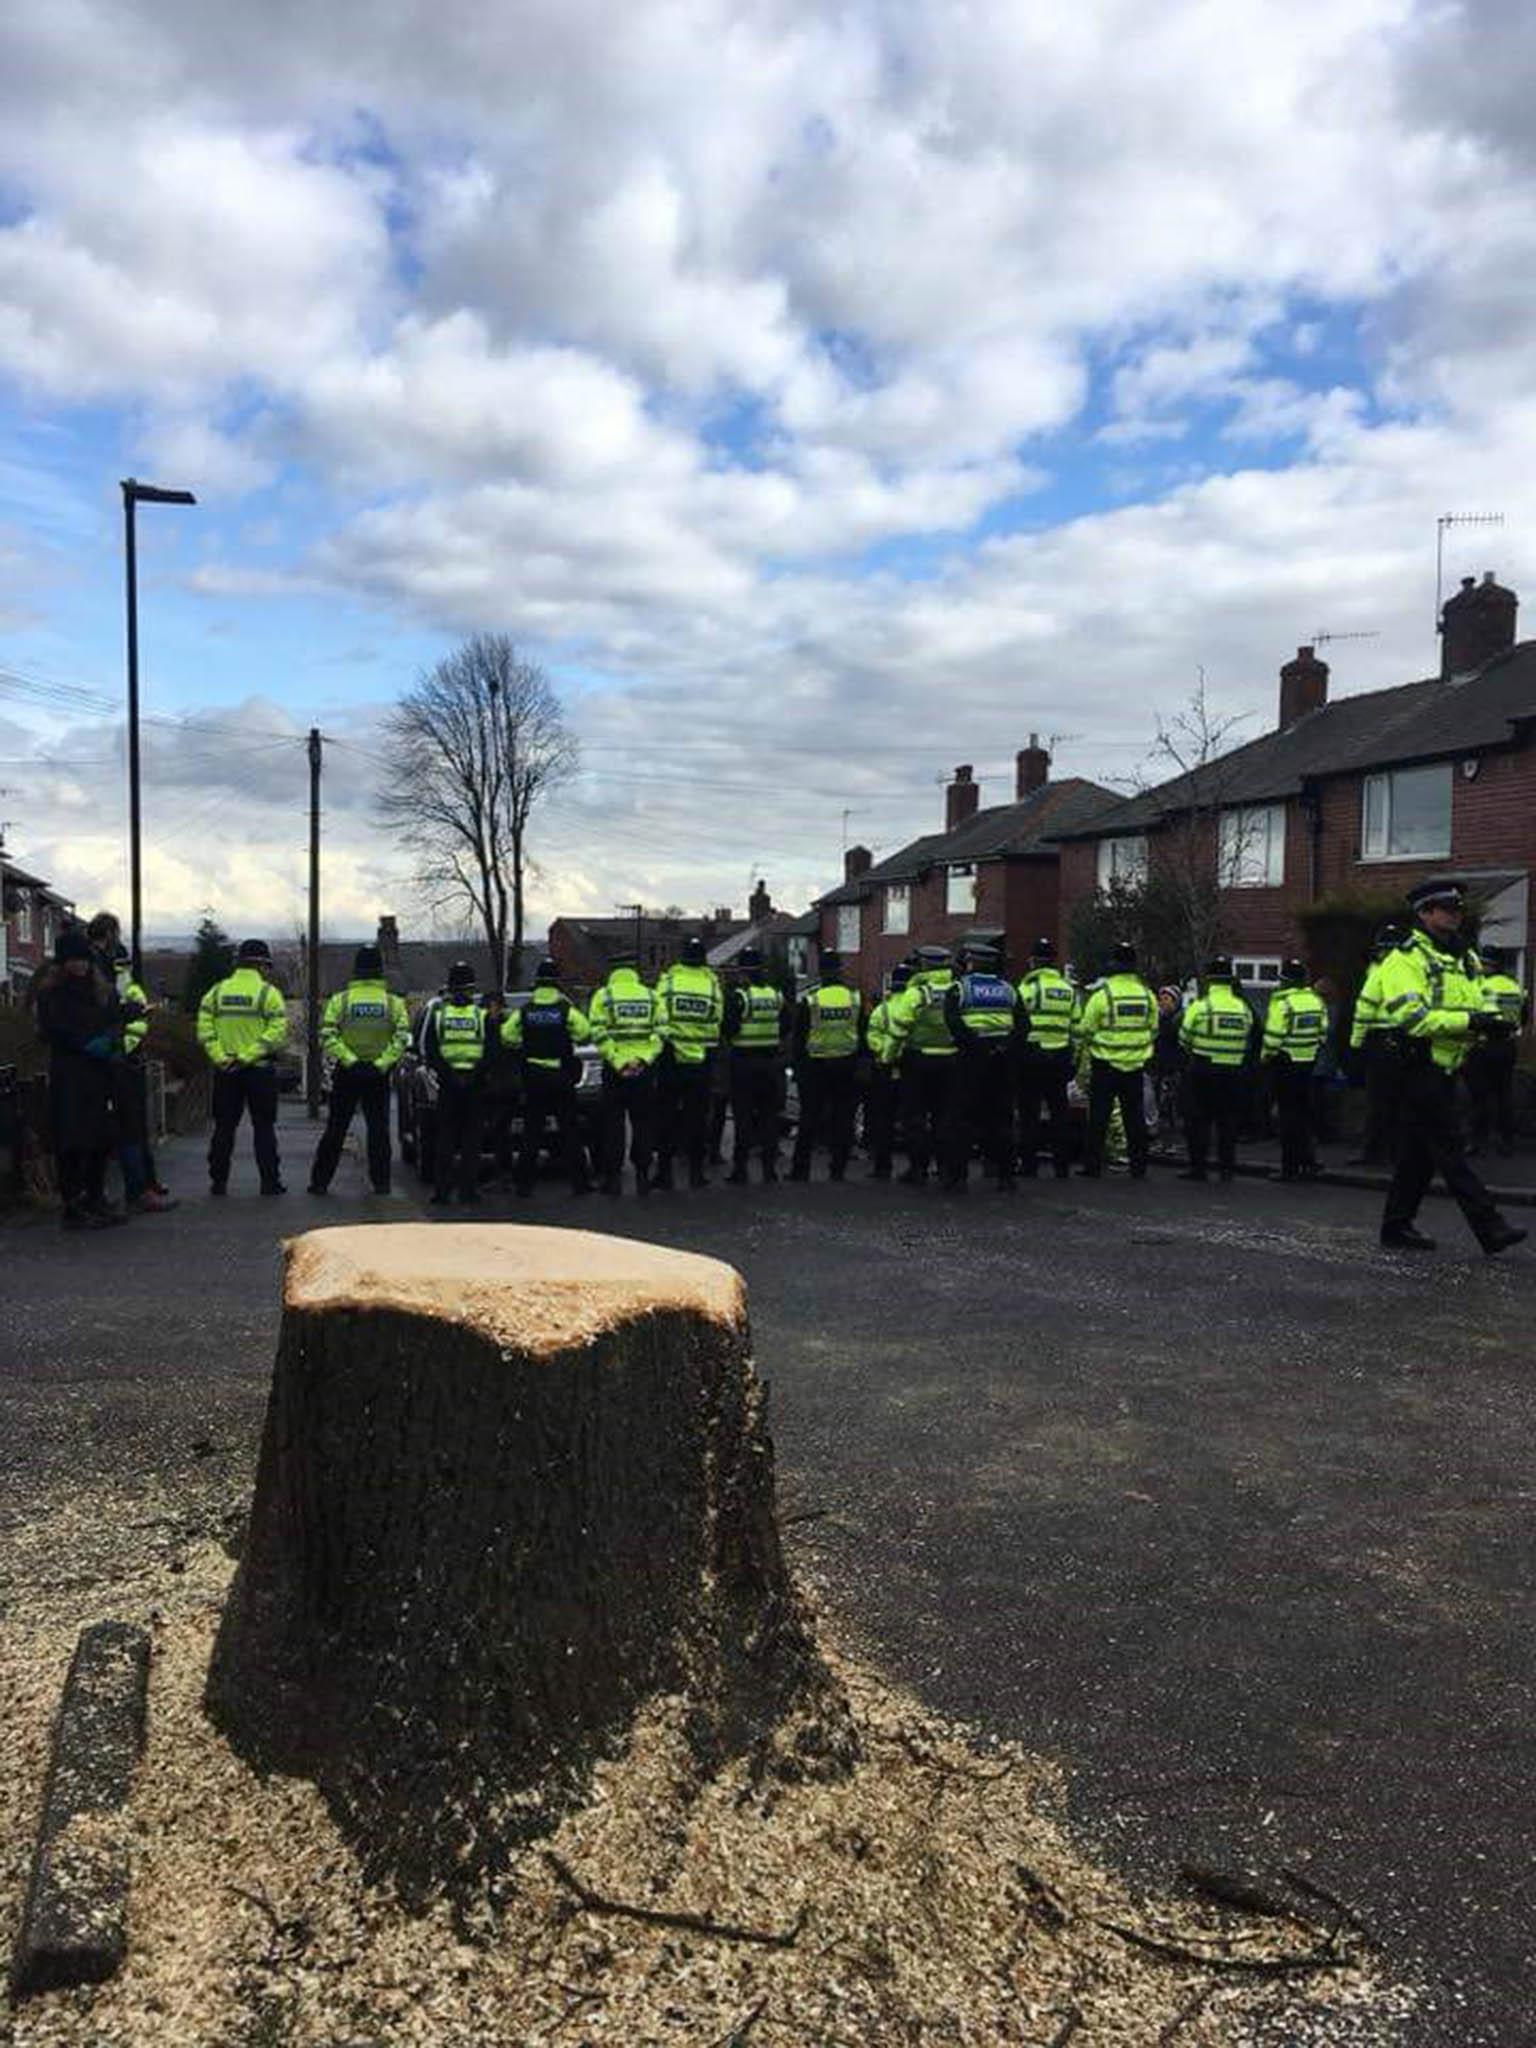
[749,878,772,923]
[844,844,872,884]
[1278,646,1329,729]
[1441,570,1517,682]
[946,764,979,831]
[376,914,401,968]
[1016,733,1050,798]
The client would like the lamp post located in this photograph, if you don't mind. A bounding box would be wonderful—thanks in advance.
[121,478,197,979]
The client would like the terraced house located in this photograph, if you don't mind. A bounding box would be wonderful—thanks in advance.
[1056,573,1536,991]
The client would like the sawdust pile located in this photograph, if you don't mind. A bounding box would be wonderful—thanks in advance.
[4,1517,1420,2048]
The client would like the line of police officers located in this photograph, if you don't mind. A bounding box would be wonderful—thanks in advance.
[193,876,1527,1256]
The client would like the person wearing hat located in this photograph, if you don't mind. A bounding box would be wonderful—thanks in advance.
[588,949,664,1196]
[1262,958,1327,1180]
[862,959,912,1180]
[1075,939,1156,1179]
[1347,921,1407,1166]
[654,934,724,1190]
[789,949,863,1182]
[887,944,959,1185]
[1015,936,1078,1180]
[1466,942,1527,1157]
[502,956,592,1196]
[1376,881,1525,1255]
[1176,956,1254,1182]
[35,922,128,1228]
[421,960,489,1205]
[942,940,1018,1190]
[196,937,288,1196]
[722,945,786,1183]
[307,945,411,1196]
[85,911,176,1213]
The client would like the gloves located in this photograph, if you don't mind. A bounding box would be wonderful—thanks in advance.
[1471,1011,1513,1039]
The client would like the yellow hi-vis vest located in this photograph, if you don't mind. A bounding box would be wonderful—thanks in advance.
[434,998,486,1072]
[733,983,784,1050]
[1480,972,1525,1028]
[1179,984,1253,1067]
[1017,967,1077,1053]
[1349,956,1395,1050]
[657,961,723,1062]
[892,970,958,1056]
[1078,973,1155,1070]
[1263,987,1327,1064]
[322,978,411,1068]
[198,968,288,1066]
[804,982,861,1058]
[590,971,663,1070]
[865,994,904,1066]
[1377,932,1482,1074]
[114,965,148,1055]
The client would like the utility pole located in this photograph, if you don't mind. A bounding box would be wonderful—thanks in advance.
[307,727,323,1121]
[121,478,196,978]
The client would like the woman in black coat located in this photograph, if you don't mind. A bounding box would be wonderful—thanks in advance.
[34,925,126,1228]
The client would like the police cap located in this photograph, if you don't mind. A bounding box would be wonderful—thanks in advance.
[1406,878,1464,914]
[915,944,951,968]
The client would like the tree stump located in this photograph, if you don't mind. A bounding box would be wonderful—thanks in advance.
[205,1225,849,1901]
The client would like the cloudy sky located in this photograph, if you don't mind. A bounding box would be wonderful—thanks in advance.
[2,0,1534,944]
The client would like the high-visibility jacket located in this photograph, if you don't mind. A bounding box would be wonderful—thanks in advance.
[1016,966,1077,1054]
[321,977,411,1069]
[1479,971,1527,1030]
[945,969,1017,1045]
[589,969,663,1071]
[1180,983,1254,1067]
[1262,986,1327,1065]
[198,968,287,1067]
[889,969,958,1057]
[503,985,591,1071]
[1349,956,1395,1051]
[801,982,861,1059]
[726,982,785,1052]
[114,965,148,1055]
[425,997,487,1076]
[865,994,903,1068]
[656,961,723,1063]
[1077,973,1155,1070]
[1376,931,1484,1074]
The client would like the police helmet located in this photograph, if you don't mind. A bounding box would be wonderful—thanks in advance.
[738,945,763,971]
[889,962,912,992]
[535,955,559,982]
[237,937,272,965]
[1479,942,1506,971]
[353,944,383,978]
[1109,939,1137,970]
[447,958,476,991]
[1030,936,1056,963]
[1374,921,1405,952]
[1206,954,1235,982]
[819,951,843,979]
[682,935,707,965]
[1281,957,1308,986]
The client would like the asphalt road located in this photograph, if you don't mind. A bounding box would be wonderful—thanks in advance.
[4,1109,1533,2044]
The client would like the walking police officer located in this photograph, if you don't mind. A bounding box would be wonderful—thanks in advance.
[722,946,785,1183]
[655,935,723,1189]
[1076,940,1155,1179]
[862,960,911,1180]
[307,944,410,1195]
[789,951,862,1181]
[503,956,591,1196]
[1015,936,1076,1180]
[1377,879,1525,1256]
[588,951,663,1197]
[1177,956,1253,1182]
[943,940,1018,1190]
[422,960,488,1205]
[1263,959,1327,1180]
[198,937,289,1197]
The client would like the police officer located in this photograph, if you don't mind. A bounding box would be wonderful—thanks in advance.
[790,950,862,1181]
[1347,922,1405,1165]
[889,945,958,1185]
[1015,936,1077,1180]
[1263,959,1327,1180]
[1466,943,1527,1157]
[943,941,1018,1190]
[1378,880,1525,1255]
[655,935,724,1189]
[1177,956,1254,1182]
[722,947,785,1183]
[503,956,592,1196]
[98,926,176,1212]
[1076,940,1155,1179]
[422,960,488,1206]
[862,960,911,1180]
[197,937,289,1196]
[588,950,663,1197]
[307,944,410,1196]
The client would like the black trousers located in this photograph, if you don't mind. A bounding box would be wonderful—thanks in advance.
[1272,1059,1318,1175]
[1464,1043,1517,1150]
[108,1055,152,1198]
[1358,1041,1400,1163]
[1183,1062,1244,1175]
[791,1058,859,1177]
[1017,1050,1072,1175]
[1085,1060,1148,1176]
[900,1055,959,1176]
[730,1052,781,1168]
[599,1067,656,1182]
[209,1065,280,1189]
[656,1053,713,1174]
[948,1048,1014,1185]
[1384,1059,1503,1245]
[864,1066,899,1173]
[58,1147,108,1208]
[310,1062,392,1191]
[434,1078,484,1200]
[519,1066,588,1191]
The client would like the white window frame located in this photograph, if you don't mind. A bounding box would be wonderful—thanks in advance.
[1096,835,1149,890]
[1233,956,1283,988]
[882,883,910,935]
[1360,764,1452,862]
[835,903,861,954]
[1219,803,1285,889]
[945,863,976,915]
[12,893,32,944]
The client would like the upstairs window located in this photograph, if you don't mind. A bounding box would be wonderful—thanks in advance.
[1096,835,1149,890]
[1219,804,1285,888]
[1361,764,1451,860]
[946,863,976,915]
[835,904,860,954]
[883,883,910,935]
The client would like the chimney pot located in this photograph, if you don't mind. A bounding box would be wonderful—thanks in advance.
[1278,644,1330,729]
[946,764,980,831]
[1441,570,1518,681]
[1015,738,1051,798]
[844,844,872,883]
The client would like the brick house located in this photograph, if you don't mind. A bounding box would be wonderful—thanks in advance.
[813,739,1118,992]
[0,852,74,996]
[549,887,772,991]
[1055,573,1536,991]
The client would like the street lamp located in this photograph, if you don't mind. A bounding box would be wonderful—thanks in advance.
[121,478,196,978]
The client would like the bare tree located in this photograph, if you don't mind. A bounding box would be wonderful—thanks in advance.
[1138,674,1258,977]
[378,636,578,987]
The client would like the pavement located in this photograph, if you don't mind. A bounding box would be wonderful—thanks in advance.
[4,1102,1535,2044]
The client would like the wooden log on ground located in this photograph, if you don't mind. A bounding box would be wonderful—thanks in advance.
[205,1224,851,1902]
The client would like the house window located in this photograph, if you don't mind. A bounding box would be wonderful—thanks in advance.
[1361,764,1451,860]
[882,884,910,935]
[12,894,31,944]
[1096,836,1149,890]
[1219,804,1285,888]
[1233,956,1283,988]
[946,864,976,915]
[835,904,861,954]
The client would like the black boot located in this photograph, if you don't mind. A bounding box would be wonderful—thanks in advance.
[1381,1224,1436,1251]
[1480,1220,1527,1257]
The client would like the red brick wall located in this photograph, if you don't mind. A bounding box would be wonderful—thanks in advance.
[820,855,1069,993]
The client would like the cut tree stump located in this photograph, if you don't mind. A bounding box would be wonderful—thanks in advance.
[205,1225,851,1901]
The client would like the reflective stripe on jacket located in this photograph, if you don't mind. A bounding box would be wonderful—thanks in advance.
[657,962,723,1062]
[589,970,663,1070]
[1479,973,1526,1028]
[1077,973,1155,1070]
[115,968,149,1054]
[503,987,592,1069]
[1262,987,1326,1064]
[1180,985,1254,1067]
[198,968,287,1066]
[1377,931,1482,1074]
[730,984,785,1051]
[1017,967,1077,1053]
[321,979,411,1068]
[432,999,487,1073]
[890,970,957,1057]
[803,983,861,1058]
